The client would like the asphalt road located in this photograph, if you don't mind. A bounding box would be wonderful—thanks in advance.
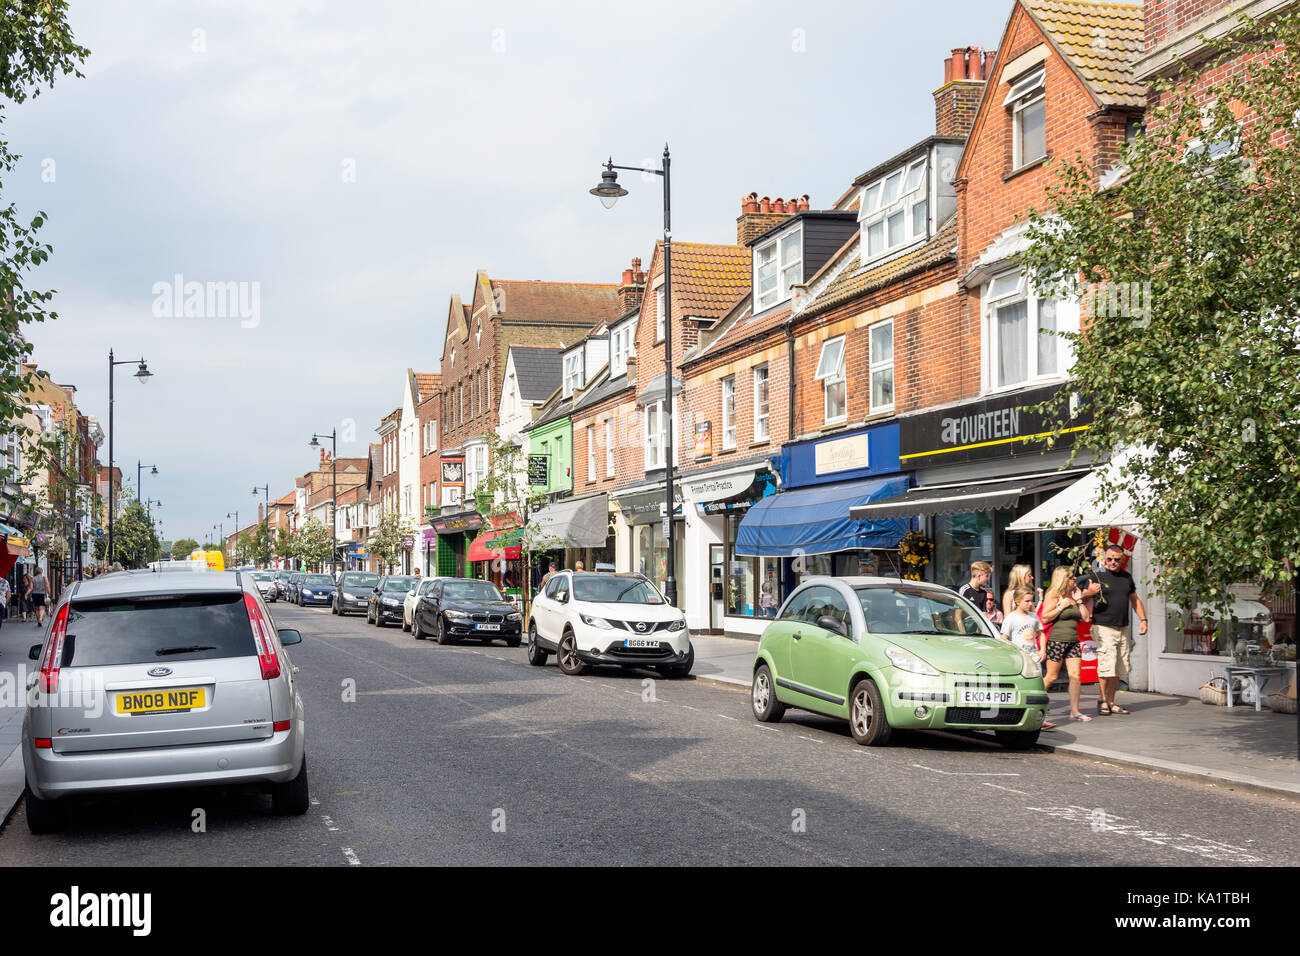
[2,601,1296,866]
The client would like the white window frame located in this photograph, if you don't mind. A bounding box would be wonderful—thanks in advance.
[859,159,929,263]
[464,443,488,497]
[814,335,847,425]
[563,351,583,398]
[604,418,615,477]
[1006,66,1046,169]
[753,224,803,311]
[610,322,633,378]
[1185,99,1239,162]
[655,287,666,343]
[869,320,895,414]
[984,269,1078,392]
[753,365,770,442]
[645,401,665,470]
[721,376,736,450]
[586,425,596,481]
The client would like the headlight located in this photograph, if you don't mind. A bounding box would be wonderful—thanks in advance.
[382,596,400,606]
[507,612,522,622]
[445,609,470,620]
[302,589,313,596]
[1019,647,1043,680]
[667,618,686,631]
[885,645,940,676]
[580,614,614,630]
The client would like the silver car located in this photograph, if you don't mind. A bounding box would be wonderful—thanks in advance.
[21,569,307,833]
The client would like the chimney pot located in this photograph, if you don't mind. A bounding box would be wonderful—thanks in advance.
[951,48,968,80]
[632,256,641,270]
[944,55,953,84]
[622,268,633,285]
[759,196,771,213]
[800,195,810,210]
[741,193,759,214]
[968,46,984,81]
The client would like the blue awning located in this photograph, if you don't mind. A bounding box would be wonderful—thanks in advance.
[734,475,911,557]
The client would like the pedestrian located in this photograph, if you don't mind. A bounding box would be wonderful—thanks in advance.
[19,571,32,622]
[539,561,558,592]
[1077,543,1148,716]
[983,591,1004,626]
[0,573,10,632]
[1001,587,1051,728]
[1001,563,1035,617]
[1040,566,1092,722]
[30,567,49,627]
[574,561,585,573]
[958,561,993,608]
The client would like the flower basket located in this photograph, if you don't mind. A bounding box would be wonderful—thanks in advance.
[1198,676,1231,706]
[897,531,934,581]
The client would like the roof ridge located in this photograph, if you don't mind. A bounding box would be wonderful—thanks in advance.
[490,279,621,288]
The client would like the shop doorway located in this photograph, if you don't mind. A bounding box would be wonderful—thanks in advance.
[710,544,724,631]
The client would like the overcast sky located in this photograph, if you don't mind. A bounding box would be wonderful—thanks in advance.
[10,0,1000,545]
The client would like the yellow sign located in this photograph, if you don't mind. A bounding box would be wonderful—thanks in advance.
[116,687,207,715]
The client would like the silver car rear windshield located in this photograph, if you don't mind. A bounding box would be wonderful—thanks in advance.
[854,586,995,638]
[62,594,256,667]
[573,575,664,604]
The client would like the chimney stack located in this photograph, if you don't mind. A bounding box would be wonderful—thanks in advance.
[934,46,993,139]
[618,256,646,313]
[736,191,805,245]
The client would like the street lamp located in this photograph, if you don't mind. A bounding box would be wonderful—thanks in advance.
[309,430,338,574]
[252,484,270,567]
[227,510,239,564]
[137,461,158,503]
[590,145,678,607]
[107,349,152,563]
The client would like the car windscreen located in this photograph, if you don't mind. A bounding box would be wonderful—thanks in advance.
[382,577,415,592]
[252,572,272,581]
[572,575,664,604]
[303,575,333,586]
[441,581,503,603]
[62,594,256,666]
[342,573,379,587]
[854,586,996,638]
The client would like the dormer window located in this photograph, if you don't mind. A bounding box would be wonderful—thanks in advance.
[860,158,928,262]
[610,322,634,378]
[1006,65,1046,169]
[563,351,583,398]
[753,225,802,311]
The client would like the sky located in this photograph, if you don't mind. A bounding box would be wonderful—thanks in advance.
[9,0,1002,545]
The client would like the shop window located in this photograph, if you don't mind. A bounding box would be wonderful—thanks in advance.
[1165,586,1296,658]
[722,514,781,618]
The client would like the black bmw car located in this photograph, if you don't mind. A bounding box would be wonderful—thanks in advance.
[367,575,415,627]
[333,570,379,616]
[412,578,522,646]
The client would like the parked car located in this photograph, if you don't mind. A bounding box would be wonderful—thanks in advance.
[334,570,380,616]
[367,575,416,626]
[21,569,307,833]
[251,570,278,603]
[412,578,521,646]
[274,569,295,601]
[750,577,1049,749]
[527,571,692,677]
[296,573,334,607]
[285,572,304,604]
[403,577,442,631]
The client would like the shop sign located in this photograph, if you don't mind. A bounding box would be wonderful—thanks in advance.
[900,384,1090,469]
[814,433,870,476]
[441,459,465,485]
[401,535,414,550]
[528,455,549,487]
[617,488,681,525]
[693,421,712,459]
[684,470,757,503]
[432,513,484,534]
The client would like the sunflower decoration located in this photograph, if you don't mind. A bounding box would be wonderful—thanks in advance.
[898,530,934,581]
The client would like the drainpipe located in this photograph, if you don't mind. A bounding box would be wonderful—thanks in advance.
[784,316,796,441]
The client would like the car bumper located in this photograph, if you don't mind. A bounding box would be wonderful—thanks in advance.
[445,620,522,639]
[377,605,404,621]
[300,594,330,605]
[884,671,1048,730]
[577,639,691,667]
[339,599,367,614]
[23,725,305,801]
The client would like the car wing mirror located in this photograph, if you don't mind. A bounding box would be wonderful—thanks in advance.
[816,614,847,637]
[29,643,42,661]
[278,628,302,646]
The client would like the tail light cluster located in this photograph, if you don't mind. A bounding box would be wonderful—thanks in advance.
[243,591,281,680]
[38,603,71,695]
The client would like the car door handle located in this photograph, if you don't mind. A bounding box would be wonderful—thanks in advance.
[793,631,803,641]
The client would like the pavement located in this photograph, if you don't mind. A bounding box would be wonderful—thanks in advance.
[687,631,1300,799]
[0,614,42,825]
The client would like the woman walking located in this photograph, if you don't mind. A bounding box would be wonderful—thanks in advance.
[1039,566,1092,722]
[30,567,49,627]
[19,571,32,623]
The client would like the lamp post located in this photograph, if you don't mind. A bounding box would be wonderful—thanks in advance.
[212,522,223,560]
[227,510,239,565]
[590,145,678,606]
[145,498,161,518]
[107,349,152,563]
[137,461,158,503]
[252,484,270,567]
[310,430,338,575]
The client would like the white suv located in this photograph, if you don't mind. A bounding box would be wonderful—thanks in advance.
[527,571,692,678]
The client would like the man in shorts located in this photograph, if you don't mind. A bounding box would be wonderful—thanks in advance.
[1079,543,1148,715]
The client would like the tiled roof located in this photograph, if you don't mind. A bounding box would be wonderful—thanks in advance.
[800,217,958,319]
[490,280,622,325]
[275,491,295,506]
[413,372,439,401]
[572,367,633,415]
[1023,0,1145,108]
[652,241,752,325]
[509,346,563,402]
[690,298,790,365]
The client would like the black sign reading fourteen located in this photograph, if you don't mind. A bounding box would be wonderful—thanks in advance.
[900,384,1089,469]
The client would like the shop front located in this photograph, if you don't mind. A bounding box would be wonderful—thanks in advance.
[466,514,525,596]
[340,542,367,570]
[732,423,911,640]
[614,485,683,609]
[528,492,611,588]
[430,509,485,579]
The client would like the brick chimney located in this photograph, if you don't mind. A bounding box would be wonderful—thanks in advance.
[618,257,646,313]
[935,46,993,138]
[736,192,807,246]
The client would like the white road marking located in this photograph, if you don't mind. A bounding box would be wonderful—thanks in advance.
[912,764,1020,777]
[982,782,1028,795]
[321,815,340,832]
[342,847,362,866]
[1025,806,1264,863]
[623,689,639,695]
[796,734,822,743]
[577,678,592,683]
[681,705,698,711]
[755,725,779,733]
[309,797,320,806]
[716,714,738,721]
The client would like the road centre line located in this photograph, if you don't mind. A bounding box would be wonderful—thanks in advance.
[912,764,1020,777]
[982,782,1028,795]
[717,714,738,721]
[342,847,361,866]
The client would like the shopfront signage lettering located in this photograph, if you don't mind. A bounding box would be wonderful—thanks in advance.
[528,455,549,487]
[814,434,870,476]
[939,407,1020,447]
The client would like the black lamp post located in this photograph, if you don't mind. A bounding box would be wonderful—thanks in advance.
[310,430,338,574]
[252,484,270,567]
[590,145,678,607]
[107,349,152,563]
[137,461,158,503]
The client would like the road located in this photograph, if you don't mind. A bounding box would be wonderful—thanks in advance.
[2,602,1296,865]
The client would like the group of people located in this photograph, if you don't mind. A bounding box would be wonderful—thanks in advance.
[958,545,1148,728]
[0,568,52,631]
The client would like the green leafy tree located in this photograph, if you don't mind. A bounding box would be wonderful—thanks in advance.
[91,499,158,568]
[234,529,254,566]
[171,537,199,561]
[0,2,88,472]
[295,516,335,571]
[275,526,296,566]
[368,510,410,574]
[1022,10,1300,611]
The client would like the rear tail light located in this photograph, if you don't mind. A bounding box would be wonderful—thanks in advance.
[34,738,52,749]
[243,592,281,680]
[38,603,70,694]
[273,720,291,733]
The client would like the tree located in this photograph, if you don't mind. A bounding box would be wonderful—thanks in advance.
[368,510,410,574]
[1021,10,1300,612]
[295,516,335,571]
[92,499,158,568]
[234,529,254,566]
[275,526,296,566]
[1,2,89,472]
[171,537,199,561]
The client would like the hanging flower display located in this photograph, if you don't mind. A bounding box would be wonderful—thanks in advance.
[897,530,934,581]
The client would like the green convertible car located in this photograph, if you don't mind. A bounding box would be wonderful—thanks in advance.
[751,577,1049,749]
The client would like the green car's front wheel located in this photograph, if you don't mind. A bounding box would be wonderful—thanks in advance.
[751,664,785,722]
[849,679,892,746]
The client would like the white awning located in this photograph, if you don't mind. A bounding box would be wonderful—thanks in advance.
[1008,454,1146,531]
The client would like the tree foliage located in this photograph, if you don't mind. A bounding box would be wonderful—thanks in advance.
[171,537,199,561]
[1022,10,1300,609]
[92,499,158,568]
[295,516,335,571]
[368,510,410,574]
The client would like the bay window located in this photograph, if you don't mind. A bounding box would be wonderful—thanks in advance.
[465,444,488,497]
